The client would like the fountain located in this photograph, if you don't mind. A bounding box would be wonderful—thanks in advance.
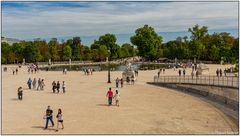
[122,62,136,81]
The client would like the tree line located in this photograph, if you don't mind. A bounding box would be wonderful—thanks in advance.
[1,24,238,64]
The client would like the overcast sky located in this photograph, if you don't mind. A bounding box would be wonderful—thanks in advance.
[2,2,239,41]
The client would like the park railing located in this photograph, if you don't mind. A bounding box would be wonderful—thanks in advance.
[154,75,239,88]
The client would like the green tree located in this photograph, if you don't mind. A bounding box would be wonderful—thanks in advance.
[90,40,101,50]
[63,45,72,60]
[188,24,208,42]
[82,46,91,60]
[37,40,51,61]
[1,42,11,63]
[130,25,162,60]
[23,42,39,62]
[92,45,108,61]
[71,37,81,60]
[98,34,119,59]
[11,43,24,63]
[48,38,59,61]
[122,43,134,57]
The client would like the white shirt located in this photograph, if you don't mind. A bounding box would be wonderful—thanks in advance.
[57,113,63,121]
[114,93,120,100]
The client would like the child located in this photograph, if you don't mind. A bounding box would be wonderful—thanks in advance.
[56,109,64,131]
[113,90,120,107]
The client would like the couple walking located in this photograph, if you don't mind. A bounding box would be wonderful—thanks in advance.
[115,78,123,88]
[52,81,66,93]
[106,88,120,107]
[44,106,64,132]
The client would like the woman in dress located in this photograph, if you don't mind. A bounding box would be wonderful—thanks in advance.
[56,109,64,131]
[113,90,120,107]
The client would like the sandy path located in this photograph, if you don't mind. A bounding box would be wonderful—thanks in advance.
[2,64,238,134]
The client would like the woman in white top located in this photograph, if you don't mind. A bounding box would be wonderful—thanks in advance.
[56,108,64,131]
[113,90,120,107]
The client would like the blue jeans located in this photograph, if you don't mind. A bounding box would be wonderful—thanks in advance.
[45,116,54,128]
[108,97,112,105]
[28,83,31,89]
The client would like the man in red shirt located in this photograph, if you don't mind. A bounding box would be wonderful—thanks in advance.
[106,88,113,106]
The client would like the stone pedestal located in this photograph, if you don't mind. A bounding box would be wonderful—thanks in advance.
[23,58,25,65]
[48,59,51,65]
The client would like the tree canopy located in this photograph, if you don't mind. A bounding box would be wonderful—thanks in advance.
[1,24,238,64]
[130,25,163,60]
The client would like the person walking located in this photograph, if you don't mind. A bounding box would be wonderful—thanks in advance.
[220,69,222,77]
[52,81,56,93]
[196,70,199,78]
[44,106,54,129]
[191,71,194,79]
[120,78,123,88]
[135,70,138,77]
[27,78,32,89]
[183,69,186,77]
[37,78,41,90]
[106,88,113,106]
[115,78,119,88]
[126,77,130,84]
[17,87,23,100]
[216,69,219,77]
[56,81,60,93]
[62,81,66,93]
[163,68,165,74]
[131,75,135,85]
[32,78,37,89]
[16,68,18,75]
[157,71,160,78]
[113,90,120,107]
[55,109,64,131]
[178,69,181,76]
[41,79,45,90]
[64,68,67,74]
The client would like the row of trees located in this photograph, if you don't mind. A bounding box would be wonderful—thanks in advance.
[1,24,239,64]
[2,35,135,63]
[130,24,238,62]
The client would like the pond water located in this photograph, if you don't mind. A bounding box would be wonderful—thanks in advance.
[39,63,170,71]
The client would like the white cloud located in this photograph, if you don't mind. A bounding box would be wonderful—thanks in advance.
[2,2,238,40]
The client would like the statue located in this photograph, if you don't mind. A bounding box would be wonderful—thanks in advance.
[126,62,133,71]
[122,62,136,81]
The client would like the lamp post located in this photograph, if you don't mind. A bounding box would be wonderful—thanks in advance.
[131,45,134,62]
[107,49,111,83]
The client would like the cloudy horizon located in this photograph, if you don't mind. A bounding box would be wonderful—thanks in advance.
[2,1,239,45]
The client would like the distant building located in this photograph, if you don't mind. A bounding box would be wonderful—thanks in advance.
[1,37,21,45]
